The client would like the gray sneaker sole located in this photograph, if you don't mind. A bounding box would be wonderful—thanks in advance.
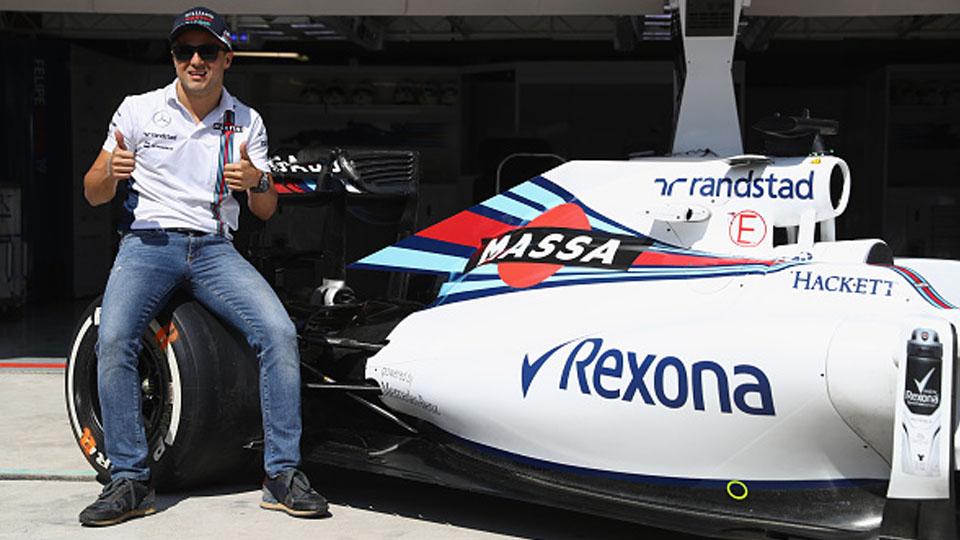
[259,500,328,517]
[80,506,156,527]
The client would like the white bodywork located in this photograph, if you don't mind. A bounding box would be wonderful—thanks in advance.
[560,156,849,254]
[362,156,960,494]
[354,0,959,517]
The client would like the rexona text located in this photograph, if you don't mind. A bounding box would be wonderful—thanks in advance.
[655,170,815,200]
[522,338,775,416]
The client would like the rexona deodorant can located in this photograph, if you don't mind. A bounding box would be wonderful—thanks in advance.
[901,328,943,476]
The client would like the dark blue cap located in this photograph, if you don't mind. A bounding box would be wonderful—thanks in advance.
[170,6,232,50]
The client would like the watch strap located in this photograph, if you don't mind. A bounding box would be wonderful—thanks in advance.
[251,171,271,193]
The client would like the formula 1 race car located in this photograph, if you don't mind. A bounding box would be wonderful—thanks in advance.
[63,143,960,540]
[63,3,960,539]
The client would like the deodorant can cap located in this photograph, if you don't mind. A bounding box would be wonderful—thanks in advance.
[908,328,942,358]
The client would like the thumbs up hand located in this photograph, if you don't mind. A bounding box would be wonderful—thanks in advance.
[108,131,136,180]
[224,141,261,192]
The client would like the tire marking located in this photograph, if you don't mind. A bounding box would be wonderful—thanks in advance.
[66,316,94,443]
[79,427,97,456]
[147,320,182,446]
[154,322,179,349]
[68,312,183,473]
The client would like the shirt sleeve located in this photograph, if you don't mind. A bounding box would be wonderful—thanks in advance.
[101,97,136,153]
[246,112,270,174]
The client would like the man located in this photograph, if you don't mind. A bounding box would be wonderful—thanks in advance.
[79,6,327,526]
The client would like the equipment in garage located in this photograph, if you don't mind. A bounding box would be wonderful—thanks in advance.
[247,147,425,306]
[0,184,27,314]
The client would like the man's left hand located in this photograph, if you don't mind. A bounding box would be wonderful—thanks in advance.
[224,142,261,191]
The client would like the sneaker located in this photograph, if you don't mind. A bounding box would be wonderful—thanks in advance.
[79,477,156,527]
[261,469,329,517]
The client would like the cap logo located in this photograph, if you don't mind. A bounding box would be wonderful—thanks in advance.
[185,14,213,27]
[172,7,230,49]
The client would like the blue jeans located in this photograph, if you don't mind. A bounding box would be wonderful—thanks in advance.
[97,229,301,480]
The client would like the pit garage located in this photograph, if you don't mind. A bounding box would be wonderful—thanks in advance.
[2,1,960,538]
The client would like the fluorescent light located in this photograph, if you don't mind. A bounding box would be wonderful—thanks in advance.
[290,23,330,29]
[233,51,309,61]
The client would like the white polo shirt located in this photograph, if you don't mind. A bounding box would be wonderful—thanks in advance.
[102,80,270,238]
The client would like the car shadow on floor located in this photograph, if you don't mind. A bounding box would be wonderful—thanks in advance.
[303,464,705,540]
[134,464,704,538]
[153,480,260,513]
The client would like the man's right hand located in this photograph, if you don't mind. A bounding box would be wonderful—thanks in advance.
[108,131,135,180]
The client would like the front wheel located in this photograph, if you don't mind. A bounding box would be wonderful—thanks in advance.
[65,294,263,490]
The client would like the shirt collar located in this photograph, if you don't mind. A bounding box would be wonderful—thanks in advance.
[164,79,178,106]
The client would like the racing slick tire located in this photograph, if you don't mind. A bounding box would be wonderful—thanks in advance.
[65,294,262,490]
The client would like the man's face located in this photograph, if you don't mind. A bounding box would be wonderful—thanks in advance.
[171,29,233,98]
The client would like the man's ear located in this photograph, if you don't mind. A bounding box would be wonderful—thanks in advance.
[224,51,234,69]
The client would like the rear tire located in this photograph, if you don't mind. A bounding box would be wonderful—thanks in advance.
[65,294,263,490]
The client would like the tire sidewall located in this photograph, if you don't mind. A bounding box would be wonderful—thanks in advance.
[65,296,183,486]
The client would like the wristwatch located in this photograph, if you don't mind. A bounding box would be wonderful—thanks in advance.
[250,171,271,193]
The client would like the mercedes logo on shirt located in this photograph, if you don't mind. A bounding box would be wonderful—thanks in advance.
[152,110,172,127]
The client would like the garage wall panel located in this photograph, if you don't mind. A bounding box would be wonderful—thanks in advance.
[0,38,73,301]
[70,46,169,298]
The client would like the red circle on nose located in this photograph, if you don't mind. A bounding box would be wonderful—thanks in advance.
[728,209,767,248]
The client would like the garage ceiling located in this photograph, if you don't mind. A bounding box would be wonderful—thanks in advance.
[2,1,960,46]
[3,0,960,16]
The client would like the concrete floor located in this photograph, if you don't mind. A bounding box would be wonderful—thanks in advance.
[0,370,698,540]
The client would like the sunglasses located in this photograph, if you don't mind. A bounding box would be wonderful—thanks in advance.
[171,44,226,62]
